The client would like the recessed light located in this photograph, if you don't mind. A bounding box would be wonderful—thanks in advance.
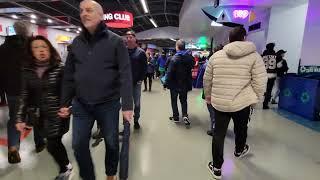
[47,19,53,23]
[76,31,80,34]
[11,15,18,19]
[30,19,36,24]
[30,14,37,19]
[66,28,70,32]
[78,27,82,31]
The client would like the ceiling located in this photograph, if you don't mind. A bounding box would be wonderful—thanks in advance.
[0,0,184,35]
[220,0,308,7]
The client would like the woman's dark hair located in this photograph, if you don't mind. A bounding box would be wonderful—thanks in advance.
[229,26,247,43]
[27,35,61,64]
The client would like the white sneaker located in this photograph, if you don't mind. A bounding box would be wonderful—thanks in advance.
[55,163,73,180]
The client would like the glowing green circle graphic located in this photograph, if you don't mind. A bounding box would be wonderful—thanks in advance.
[300,92,310,103]
[283,88,292,97]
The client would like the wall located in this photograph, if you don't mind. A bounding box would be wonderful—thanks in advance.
[266,3,308,73]
[300,0,320,66]
[0,17,77,48]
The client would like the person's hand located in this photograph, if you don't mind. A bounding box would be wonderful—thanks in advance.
[16,122,26,132]
[205,96,211,104]
[122,110,133,122]
[58,107,71,118]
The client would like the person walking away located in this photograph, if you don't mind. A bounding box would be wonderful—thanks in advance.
[15,36,72,180]
[262,43,277,109]
[144,52,155,92]
[125,31,147,130]
[271,50,289,104]
[158,52,167,78]
[165,40,194,126]
[203,27,267,179]
[59,1,134,180]
[0,21,45,164]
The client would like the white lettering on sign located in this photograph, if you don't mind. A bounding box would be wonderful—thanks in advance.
[104,13,131,21]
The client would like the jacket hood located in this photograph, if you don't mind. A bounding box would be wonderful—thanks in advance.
[223,41,257,58]
[176,50,190,56]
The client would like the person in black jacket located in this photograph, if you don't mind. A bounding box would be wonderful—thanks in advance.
[15,36,72,180]
[59,1,133,180]
[125,30,147,130]
[165,39,194,126]
[0,21,45,164]
[262,43,277,109]
[143,52,155,92]
[271,50,289,104]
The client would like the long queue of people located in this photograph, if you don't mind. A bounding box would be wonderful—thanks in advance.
[0,1,289,180]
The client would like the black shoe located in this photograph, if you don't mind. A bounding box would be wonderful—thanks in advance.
[183,116,190,126]
[134,122,141,130]
[207,162,221,179]
[8,150,21,164]
[35,143,46,153]
[234,144,250,158]
[207,130,213,136]
[149,89,151,92]
[143,89,147,92]
[169,116,180,123]
[263,105,270,109]
[271,99,278,104]
[92,128,103,139]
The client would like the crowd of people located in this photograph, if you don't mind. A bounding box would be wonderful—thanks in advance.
[0,0,290,180]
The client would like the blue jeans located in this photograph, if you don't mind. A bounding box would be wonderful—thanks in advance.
[7,96,44,149]
[207,103,215,131]
[72,99,121,179]
[133,83,141,122]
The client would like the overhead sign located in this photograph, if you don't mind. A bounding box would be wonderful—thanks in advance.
[233,10,249,19]
[299,65,320,74]
[104,11,133,29]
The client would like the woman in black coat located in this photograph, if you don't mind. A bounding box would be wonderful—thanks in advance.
[15,35,72,180]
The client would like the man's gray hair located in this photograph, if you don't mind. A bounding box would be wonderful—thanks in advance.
[13,21,30,37]
[176,39,186,51]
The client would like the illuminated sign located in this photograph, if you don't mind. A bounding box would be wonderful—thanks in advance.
[233,10,249,19]
[56,35,71,43]
[6,26,16,36]
[104,11,133,28]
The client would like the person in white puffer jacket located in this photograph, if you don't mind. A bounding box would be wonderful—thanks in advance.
[204,26,267,180]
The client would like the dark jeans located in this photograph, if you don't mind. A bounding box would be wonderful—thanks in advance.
[263,78,276,107]
[7,95,44,149]
[170,89,188,118]
[47,136,70,173]
[72,99,121,179]
[212,106,250,169]
[207,103,215,131]
[133,83,141,122]
[144,73,153,91]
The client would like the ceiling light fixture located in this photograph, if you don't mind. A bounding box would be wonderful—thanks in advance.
[76,31,80,34]
[211,21,223,27]
[30,19,36,24]
[30,14,37,19]
[47,19,53,23]
[150,18,158,28]
[11,14,18,19]
[139,0,149,13]
[170,38,177,42]
[78,27,82,31]
[66,28,70,32]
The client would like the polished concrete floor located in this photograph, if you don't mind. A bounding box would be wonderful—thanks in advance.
[0,81,320,180]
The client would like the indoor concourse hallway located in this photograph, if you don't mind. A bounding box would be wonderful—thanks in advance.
[0,81,320,180]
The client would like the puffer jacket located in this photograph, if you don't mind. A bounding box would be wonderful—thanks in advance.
[16,61,69,138]
[203,41,267,112]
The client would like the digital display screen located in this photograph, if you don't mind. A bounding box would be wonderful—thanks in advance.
[6,26,16,36]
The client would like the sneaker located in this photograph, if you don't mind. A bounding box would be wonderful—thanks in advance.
[207,130,213,136]
[134,122,141,130]
[35,143,46,153]
[143,89,147,92]
[183,116,190,126]
[8,150,21,164]
[55,163,73,180]
[207,162,221,179]
[234,144,250,158]
[271,99,278,104]
[263,105,270,110]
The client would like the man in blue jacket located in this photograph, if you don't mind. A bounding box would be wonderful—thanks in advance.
[165,39,194,126]
[125,31,147,130]
[59,1,133,180]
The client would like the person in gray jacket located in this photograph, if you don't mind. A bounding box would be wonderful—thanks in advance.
[58,1,133,180]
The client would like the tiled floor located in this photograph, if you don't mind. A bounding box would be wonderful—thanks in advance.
[0,81,320,180]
